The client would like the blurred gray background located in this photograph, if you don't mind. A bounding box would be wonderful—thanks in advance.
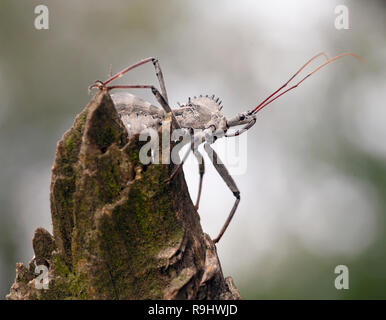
[0,0,385,299]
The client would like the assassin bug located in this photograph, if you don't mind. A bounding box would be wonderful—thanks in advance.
[89,52,362,244]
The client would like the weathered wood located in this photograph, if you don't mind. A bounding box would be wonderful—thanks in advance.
[6,91,240,300]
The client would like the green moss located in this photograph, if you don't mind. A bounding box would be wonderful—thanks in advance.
[65,136,74,154]
[95,147,125,204]
[53,254,70,277]
[51,176,76,268]
[98,127,117,149]
[38,255,92,300]
[86,100,127,153]
[77,112,87,127]
[91,151,184,299]
[17,265,34,284]
[54,109,88,178]
[42,92,188,300]
[168,267,194,292]
[66,272,90,299]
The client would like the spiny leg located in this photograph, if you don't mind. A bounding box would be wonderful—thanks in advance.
[204,143,240,243]
[106,85,180,129]
[193,149,205,210]
[101,57,169,103]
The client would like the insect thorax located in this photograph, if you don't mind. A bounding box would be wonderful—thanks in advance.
[175,95,227,132]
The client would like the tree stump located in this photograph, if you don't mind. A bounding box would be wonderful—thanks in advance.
[6,91,240,300]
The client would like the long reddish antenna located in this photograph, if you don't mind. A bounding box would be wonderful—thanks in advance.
[251,52,363,115]
[103,57,154,86]
[251,52,329,114]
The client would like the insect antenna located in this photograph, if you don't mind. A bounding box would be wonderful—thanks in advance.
[251,52,328,112]
[251,52,363,115]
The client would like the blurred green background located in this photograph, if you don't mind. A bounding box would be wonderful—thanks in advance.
[0,0,385,299]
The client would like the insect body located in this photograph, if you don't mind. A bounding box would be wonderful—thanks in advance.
[112,92,228,137]
[89,52,361,244]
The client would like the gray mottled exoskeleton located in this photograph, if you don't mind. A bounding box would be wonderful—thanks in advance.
[89,53,361,243]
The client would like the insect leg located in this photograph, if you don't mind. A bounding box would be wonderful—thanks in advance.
[169,131,205,181]
[101,57,169,103]
[193,149,205,210]
[204,143,240,243]
[152,58,169,104]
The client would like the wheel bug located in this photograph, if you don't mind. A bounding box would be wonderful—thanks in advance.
[89,52,362,244]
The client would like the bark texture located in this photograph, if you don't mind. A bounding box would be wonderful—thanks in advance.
[6,91,240,300]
